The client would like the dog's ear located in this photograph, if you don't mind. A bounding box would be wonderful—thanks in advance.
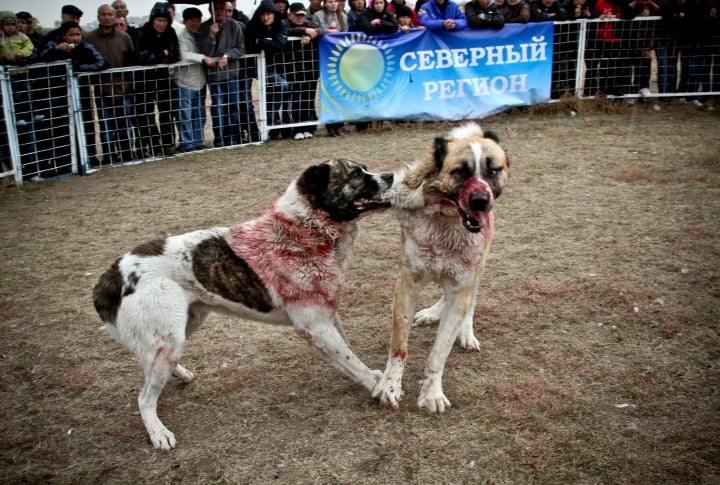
[483,130,500,144]
[298,162,331,199]
[433,136,448,170]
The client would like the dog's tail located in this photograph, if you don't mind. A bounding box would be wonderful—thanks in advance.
[93,258,123,325]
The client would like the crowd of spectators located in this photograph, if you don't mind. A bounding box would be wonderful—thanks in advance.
[0,0,718,178]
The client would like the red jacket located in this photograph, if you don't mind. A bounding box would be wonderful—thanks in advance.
[595,0,623,42]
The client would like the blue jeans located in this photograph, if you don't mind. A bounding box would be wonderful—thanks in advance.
[96,92,133,160]
[266,71,289,126]
[177,85,206,151]
[209,77,240,147]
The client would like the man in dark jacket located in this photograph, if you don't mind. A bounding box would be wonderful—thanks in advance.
[200,0,260,145]
[465,0,505,29]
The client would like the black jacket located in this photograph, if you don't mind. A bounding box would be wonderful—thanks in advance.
[465,0,505,29]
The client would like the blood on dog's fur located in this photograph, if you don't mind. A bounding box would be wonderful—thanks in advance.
[93,158,393,450]
[373,122,510,413]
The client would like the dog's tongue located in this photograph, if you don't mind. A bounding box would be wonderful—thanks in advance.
[459,178,493,238]
[478,212,491,239]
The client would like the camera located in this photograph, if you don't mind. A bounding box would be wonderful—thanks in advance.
[68,43,76,50]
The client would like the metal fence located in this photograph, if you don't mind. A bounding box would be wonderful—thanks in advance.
[1,22,718,185]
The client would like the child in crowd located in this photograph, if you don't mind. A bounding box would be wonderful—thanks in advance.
[39,21,108,72]
[0,11,41,179]
[388,0,421,27]
[396,4,424,32]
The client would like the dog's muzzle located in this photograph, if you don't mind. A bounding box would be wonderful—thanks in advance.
[457,177,494,236]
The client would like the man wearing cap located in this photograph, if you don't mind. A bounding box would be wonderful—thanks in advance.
[199,0,259,146]
[42,5,84,47]
[284,3,320,140]
[175,7,214,152]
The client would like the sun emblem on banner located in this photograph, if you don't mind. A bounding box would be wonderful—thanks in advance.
[324,33,396,103]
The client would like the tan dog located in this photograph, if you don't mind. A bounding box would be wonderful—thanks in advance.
[373,122,509,412]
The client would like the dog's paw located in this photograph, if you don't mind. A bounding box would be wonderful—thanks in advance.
[147,424,177,451]
[413,307,440,327]
[458,332,481,351]
[372,380,405,410]
[372,369,384,383]
[172,364,195,383]
[417,392,452,414]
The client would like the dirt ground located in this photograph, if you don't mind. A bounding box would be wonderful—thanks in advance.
[1,101,719,484]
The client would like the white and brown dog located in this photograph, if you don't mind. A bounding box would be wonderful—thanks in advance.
[93,159,393,450]
[373,123,509,413]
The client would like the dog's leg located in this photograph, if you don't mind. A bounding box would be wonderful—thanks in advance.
[417,282,473,413]
[457,235,493,351]
[373,269,418,409]
[291,306,382,394]
[139,344,182,450]
[456,274,481,351]
[121,282,189,450]
[170,304,209,384]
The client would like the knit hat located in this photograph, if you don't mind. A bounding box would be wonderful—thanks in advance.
[61,5,84,17]
[183,7,203,20]
[150,3,172,21]
[0,11,17,24]
[15,11,33,23]
[395,4,412,17]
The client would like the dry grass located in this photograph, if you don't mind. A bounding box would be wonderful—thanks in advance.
[1,100,719,484]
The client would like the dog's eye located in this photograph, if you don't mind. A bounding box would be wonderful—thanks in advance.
[487,166,501,178]
[451,165,471,179]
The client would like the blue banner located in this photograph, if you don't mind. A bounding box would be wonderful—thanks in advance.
[319,23,554,123]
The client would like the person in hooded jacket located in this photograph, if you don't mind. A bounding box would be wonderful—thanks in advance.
[246,0,289,138]
[359,0,399,35]
[134,4,180,157]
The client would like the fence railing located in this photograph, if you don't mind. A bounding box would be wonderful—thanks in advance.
[1,20,718,185]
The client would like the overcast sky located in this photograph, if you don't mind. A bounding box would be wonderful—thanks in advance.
[4,0,260,30]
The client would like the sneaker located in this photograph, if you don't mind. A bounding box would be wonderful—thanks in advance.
[30,175,43,182]
[294,132,305,140]
[303,132,314,139]
[691,99,703,107]
[639,88,651,99]
[16,119,28,127]
[33,114,45,122]
[653,103,662,112]
[164,146,177,156]
[678,97,687,103]
[626,98,637,106]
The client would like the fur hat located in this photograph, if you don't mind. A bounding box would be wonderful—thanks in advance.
[0,11,17,24]
[61,5,84,17]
